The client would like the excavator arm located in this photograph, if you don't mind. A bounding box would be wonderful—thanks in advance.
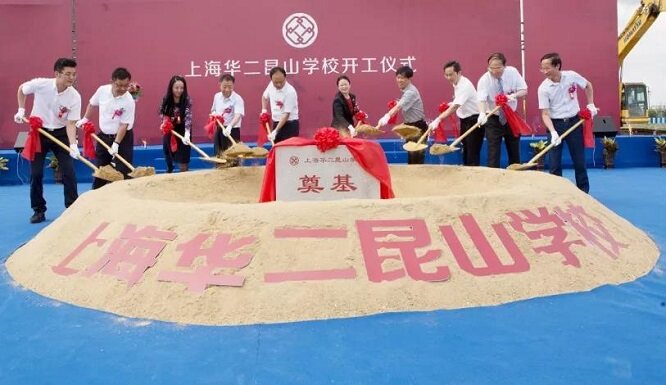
[618,0,664,66]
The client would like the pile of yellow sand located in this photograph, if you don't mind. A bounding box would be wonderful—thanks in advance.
[5,166,659,325]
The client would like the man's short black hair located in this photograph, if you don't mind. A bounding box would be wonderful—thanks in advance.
[111,67,131,81]
[487,52,507,66]
[444,61,461,73]
[396,66,414,78]
[269,66,287,78]
[540,52,562,70]
[220,74,235,83]
[53,58,77,72]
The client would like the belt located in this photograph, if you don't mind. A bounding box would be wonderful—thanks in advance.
[97,132,117,138]
[551,115,578,123]
[43,126,65,132]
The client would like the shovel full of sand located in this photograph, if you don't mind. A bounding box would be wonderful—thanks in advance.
[90,133,155,178]
[23,118,122,182]
[169,129,227,165]
[245,119,273,158]
[429,106,502,156]
[507,118,585,171]
[392,123,422,140]
[355,123,385,137]
[214,119,254,158]
[403,124,434,152]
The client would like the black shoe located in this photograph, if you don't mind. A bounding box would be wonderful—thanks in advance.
[30,212,45,224]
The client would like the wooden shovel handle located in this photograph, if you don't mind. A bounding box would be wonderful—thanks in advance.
[449,105,502,148]
[415,125,433,145]
[38,127,99,171]
[170,129,212,159]
[526,119,585,164]
[21,117,98,171]
[90,133,135,171]
[214,118,238,145]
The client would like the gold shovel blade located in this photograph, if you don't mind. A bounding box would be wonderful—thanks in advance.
[94,165,124,182]
[429,144,458,156]
[248,147,269,158]
[507,162,536,171]
[403,142,428,152]
[128,167,156,178]
[224,143,254,158]
[202,157,228,164]
[392,124,421,139]
[356,124,384,136]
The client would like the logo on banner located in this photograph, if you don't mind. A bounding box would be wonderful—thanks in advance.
[282,13,318,48]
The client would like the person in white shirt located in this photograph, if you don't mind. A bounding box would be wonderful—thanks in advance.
[476,52,528,168]
[538,52,597,193]
[429,61,483,166]
[77,67,136,189]
[211,74,245,162]
[14,58,82,224]
[261,67,299,143]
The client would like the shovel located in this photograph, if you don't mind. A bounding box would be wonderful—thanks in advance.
[403,123,434,152]
[355,123,384,136]
[507,118,585,170]
[243,120,272,158]
[23,118,122,182]
[244,120,273,158]
[429,105,502,156]
[91,133,155,178]
[392,124,422,140]
[214,119,254,158]
[169,129,227,165]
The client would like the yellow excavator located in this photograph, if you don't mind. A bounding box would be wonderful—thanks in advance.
[618,0,665,130]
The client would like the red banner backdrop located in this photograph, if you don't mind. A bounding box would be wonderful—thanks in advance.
[523,0,620,133]
[0,0,618,148]
[0,0,72,149]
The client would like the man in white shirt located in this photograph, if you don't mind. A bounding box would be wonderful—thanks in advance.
[429,61,483,166]
[538,52,597,193]
[476,52,528,168]
[14,58,82,224]
[261,67,299,143]
[77,67,136,189]
[211,74,245,160]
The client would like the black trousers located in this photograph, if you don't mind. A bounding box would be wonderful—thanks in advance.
[484,115,520,168]
[273,120,300,143]
[405,119,428,164]
[30,127,78,213]
[92,130,134,189]
[549,116,589,193]
[214,127,241,156]
[163,127,191,172]
[460,114,484,166]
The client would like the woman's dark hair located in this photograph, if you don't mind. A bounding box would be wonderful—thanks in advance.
[160,75,189,120]
[336,75,351,86]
